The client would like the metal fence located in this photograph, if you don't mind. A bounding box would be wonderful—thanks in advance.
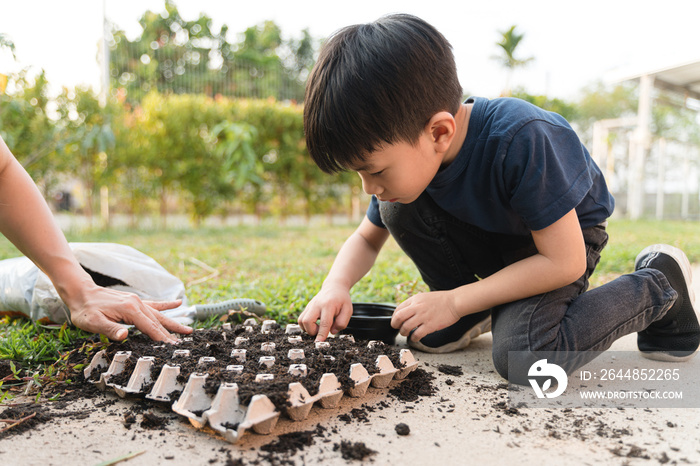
[593,126,700,221]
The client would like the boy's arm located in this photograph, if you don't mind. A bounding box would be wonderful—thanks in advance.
[299,216,390,341]
[0,137,192,342]
[391,209,587,341]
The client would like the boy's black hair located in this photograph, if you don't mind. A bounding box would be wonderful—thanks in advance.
[304,14,463,174]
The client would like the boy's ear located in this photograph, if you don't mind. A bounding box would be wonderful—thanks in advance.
[426,111,456,153]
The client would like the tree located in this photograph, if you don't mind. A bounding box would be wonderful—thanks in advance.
[108,1,230,104]
[0,70,63,194]
[108,2,316,104]
[0,33,15,59]
[54,86,116,222]
[492,25,534,96]
[511,89,578,122]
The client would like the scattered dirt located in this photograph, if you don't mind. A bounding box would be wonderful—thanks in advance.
[0,403,53,439]
[395,422,410,435]
[0,323,437,464]
[333,440,377,461]
[436,364,463,376]
[388,368,435,402]
[4,325,685,465]
[260,424,326,455]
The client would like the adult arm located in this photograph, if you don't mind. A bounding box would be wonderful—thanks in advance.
[0,136,192,342]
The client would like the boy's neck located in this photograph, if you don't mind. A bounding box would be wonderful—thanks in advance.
[441,102,472,169]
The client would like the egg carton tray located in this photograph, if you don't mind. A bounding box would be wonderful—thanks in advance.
[84,319,418,443]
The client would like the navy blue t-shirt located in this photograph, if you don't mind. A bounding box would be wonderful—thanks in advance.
[367,97,615,235]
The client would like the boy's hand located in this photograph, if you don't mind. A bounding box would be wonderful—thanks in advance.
[391,290,461,342]
[298,285,353,341]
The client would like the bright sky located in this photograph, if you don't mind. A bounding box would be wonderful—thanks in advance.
[1,0,700,100]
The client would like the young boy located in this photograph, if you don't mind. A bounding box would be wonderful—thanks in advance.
[297,14,699,383]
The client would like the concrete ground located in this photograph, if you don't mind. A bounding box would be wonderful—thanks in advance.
[2,267,699,466]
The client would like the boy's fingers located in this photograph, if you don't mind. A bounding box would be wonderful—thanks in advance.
[298,309,319,336]
[315,312,334,342]
[330,302,352,334]
[391,307,409,329]
[408,326,424,342]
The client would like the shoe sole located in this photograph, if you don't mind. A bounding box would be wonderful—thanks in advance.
[635,244,698,362]
[639,350,697,363]
[408,316,492,354]
[635,244,696,307]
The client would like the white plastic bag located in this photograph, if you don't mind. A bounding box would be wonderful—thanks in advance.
[0,242,186,324]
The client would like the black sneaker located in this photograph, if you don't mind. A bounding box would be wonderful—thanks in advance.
[408,310,491,353]
[635,244,699,362]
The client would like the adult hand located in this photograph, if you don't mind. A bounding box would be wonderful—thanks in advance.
[391,290,461,342]
[66,283,193,343]
[298,284,353,341]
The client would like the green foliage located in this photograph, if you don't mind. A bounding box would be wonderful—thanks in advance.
[117,93,320,224]
[0,33,16,59]
[572,81,638,133]
[109,1,230,103]
[0,24,325,229]
[108,2,315,104]
[0,70,61,190]
[492,25,534,96]
[54,86,118,218]
[493,25,534,70]
[211,120,261,190]
[594,219,700,280]
[0,318,93,365]
[511,89,578,122]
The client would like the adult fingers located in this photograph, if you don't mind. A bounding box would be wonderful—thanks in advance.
[122,299,178,343]
[75,312,129,342]
[148,305,194,335]
[142,299,183,311]
[132,311,177,343]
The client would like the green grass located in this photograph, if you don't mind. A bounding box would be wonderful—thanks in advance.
[0,218,699,398]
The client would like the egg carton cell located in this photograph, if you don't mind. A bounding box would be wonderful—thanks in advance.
[83,319,418,443]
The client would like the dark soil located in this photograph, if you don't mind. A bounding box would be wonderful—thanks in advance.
[0,403,53,439]
[436,364,463,376]
[260,424,326,455]
[0,359,24,380]
[0,323,439,464]
[395,422,410,435]
[88,323,408,414]
[0,397,113,440]
[388,368,435,402]
[333,440,377,461]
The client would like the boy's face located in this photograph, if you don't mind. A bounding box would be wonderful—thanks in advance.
[352,133,442,204]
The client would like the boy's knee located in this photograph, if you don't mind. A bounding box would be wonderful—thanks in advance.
[492,340,539,385]
[492,344,510,381]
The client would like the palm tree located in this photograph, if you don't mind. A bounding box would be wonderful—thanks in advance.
[493,25,534,96]
[0,33,15,58]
